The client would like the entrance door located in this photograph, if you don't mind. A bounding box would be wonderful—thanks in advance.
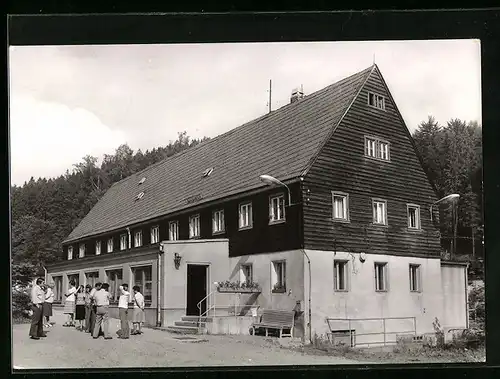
[186,264,208,316]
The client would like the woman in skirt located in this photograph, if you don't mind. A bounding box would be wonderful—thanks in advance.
[131,286,145,335]
[63,280,77,327]
[43,283,55,328]
[75,285,86,330]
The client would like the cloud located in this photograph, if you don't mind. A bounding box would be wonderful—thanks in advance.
[9,95,127,186]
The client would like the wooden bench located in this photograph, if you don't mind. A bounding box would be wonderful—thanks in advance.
[252,309,294,338]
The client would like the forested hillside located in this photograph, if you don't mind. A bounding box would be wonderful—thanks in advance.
[11,131,209,283]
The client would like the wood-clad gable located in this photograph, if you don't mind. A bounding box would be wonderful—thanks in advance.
[302,65,441,258]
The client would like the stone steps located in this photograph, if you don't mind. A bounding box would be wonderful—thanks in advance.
[164,325,201,335]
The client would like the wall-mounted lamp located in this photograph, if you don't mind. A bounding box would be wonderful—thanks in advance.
[173,253,182,270]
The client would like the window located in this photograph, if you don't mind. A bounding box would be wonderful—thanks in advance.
[85,271,99,287]
[136,191,145,200]
[53,276,63,302]
[132,266,152,304]
[67,273,79,288]
[151,226,160,244]
[271,261,286,292]
[269,194,286,223]
[169,221,179,241]
[120,234,128,250]
[189,214,200,238]
[372,199,387,225]
[407,205,421,229]
[138,177,146,185]
[106,269,123,302]
[212,210,225,234]
[368,92,386,110]
[240,264,253,284]
[334,260,349,291]
[107,238,113,253]
[332,192,349,221]
[374,262,388,292]
[239,202,253,229]
[134,230,143,247]
[95,241,101,255]
[79,244,86,258]
[67,246,73,260]
[364,136,390,161]
[409,264,421,292]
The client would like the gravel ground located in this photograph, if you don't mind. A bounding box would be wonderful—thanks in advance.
[13,310,361,369]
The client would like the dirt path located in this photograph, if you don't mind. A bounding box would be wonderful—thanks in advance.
[13,311,361,368]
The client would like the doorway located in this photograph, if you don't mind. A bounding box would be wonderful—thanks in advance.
[186,264,208,316]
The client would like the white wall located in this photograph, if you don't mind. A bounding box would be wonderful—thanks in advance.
[304,250,444,345]
[441,264,468,330]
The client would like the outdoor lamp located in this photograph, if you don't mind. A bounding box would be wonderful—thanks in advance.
[173,253,182,270]
[429,193,460,222]
[259,174,292,206]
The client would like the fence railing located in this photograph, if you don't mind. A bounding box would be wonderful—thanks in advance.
[326,316,417,347]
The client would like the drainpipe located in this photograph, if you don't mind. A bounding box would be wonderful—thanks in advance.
[301,249,312,344]
[126,227,131,249]
[43,265,47,283]
[465,263,469,329]
[157,243,164,327]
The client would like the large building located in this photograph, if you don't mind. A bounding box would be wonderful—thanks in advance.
[46,64,468,345]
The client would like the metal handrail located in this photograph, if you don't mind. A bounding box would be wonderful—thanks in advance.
[197,290,216,332]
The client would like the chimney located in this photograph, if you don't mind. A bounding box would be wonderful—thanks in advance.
[290,86,304,104]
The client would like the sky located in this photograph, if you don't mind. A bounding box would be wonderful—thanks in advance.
[8,40,481,186]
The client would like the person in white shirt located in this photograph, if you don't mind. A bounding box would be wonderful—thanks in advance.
[43,283,55,328]
[117,284,130,339]
[131,286,145,335]
[29,278,46,340]
[63,280,77,327]
[92,283,112,339]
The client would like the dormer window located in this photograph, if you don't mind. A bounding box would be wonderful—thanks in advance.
[365,136,390,161]
[368,92,386,110]
[202,168,214,178]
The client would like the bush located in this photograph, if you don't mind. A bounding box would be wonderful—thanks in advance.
[12,286,32,321]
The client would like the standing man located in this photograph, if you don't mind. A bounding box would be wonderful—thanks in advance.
[92,283,112,340]
[43,283,55,328]
[29,278,46,340]
[87,282,101,333]
[117,284,130,339]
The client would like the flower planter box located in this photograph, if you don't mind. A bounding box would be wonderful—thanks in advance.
[217,287,261,293]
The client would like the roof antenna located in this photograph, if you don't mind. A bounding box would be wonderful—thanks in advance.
[267,79,272,113]
[373,53,376,65]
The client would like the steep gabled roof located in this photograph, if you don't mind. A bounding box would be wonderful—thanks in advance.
[64,65,374,243]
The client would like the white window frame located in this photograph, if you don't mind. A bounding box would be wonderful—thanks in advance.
[189,214,201,239]
[332,192,349,222]
[79,243,85,258]
[334,260,349,292]
[271,260,286,293]
[95,241,101,256]
[372,199,388,225]
[120,234,128,251]
[212,209,225,234]
[240,264,253,284]
[131,265,153,304]
[238,202,253,230]
[409,264,422,292]
[107,238,113,253]
[374,262,388,292]
[269,194,286,224]
[134,230,143,247]
[364,136,391,161]
[367,91,386,110]
[169,221,179,241]
[151,225,160,244]
[67,246,73,260]
[407,204,421,230]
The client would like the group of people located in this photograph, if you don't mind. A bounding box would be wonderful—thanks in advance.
[29,277,146,341]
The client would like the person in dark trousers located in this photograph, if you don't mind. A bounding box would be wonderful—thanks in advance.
[117,284,131,339]
[92,283,112,339]
[84,285,92,332]
[87,282,101,333]
[29,278,47,340]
